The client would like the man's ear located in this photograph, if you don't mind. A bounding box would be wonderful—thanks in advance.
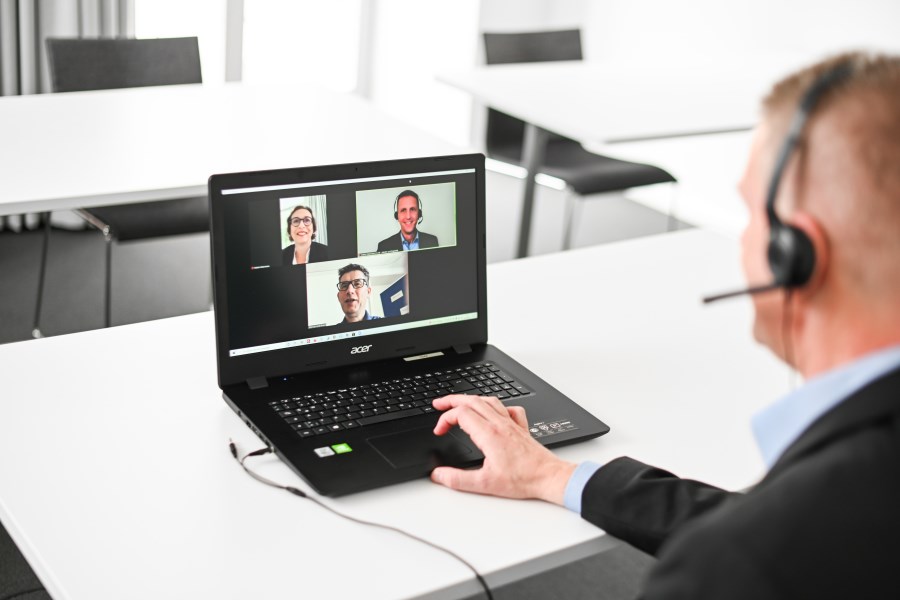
[791,211,829,293]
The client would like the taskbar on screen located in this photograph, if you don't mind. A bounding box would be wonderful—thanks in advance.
[229,312,478,357]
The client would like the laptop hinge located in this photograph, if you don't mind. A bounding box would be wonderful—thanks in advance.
[453,344,472,355]
[246,376,268,390]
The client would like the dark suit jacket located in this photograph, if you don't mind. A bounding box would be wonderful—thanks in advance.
[282,241,328,266]
[582,366,900,599]
[376,230,439,252]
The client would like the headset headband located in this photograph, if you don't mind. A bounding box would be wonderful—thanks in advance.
[765,62,855,225]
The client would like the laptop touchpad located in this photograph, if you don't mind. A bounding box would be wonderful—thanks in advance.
[368,428,474,469]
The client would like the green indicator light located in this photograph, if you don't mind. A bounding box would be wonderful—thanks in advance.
[331,443,353,454]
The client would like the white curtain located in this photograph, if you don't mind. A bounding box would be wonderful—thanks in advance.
[0,0,134,230]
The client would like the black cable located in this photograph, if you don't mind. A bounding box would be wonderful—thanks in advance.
[228,440,494,600]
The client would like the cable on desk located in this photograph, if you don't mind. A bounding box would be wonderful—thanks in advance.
[229,440,494,600]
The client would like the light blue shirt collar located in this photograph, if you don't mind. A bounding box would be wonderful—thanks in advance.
[401,231,419,250]
[752,344,900,469]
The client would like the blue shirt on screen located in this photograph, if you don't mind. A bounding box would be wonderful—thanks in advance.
[401,232,420,251]
[342,310,382,324]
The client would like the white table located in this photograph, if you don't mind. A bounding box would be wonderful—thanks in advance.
[0,82,462,217]
[0,229,786,599]
[438,54,811,256]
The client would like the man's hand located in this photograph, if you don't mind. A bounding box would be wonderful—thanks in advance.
[430,394,577,505]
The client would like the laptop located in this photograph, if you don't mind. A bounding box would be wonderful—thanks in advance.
[209,153,609,496]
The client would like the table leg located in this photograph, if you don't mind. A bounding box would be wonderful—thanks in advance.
[32,211,51,339]
[517,123,549,259]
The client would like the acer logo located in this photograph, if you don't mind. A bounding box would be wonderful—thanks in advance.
[350,345,373,355]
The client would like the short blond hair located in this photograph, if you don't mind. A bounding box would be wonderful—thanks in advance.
[762,52,900,201]
[761,52,900,294]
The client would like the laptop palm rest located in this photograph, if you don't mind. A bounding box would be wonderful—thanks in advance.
[367,427,475,469]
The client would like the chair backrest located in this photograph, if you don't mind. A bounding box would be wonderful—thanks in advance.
[46,37,202,93]
[482,29,582,158]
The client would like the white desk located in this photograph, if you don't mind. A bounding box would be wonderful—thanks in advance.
[439,54,811,256]
[0,83,462,217]
[0,229,786,599]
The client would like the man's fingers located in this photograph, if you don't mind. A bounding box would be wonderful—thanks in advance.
[481,395,508,416]
[432,405,462,436]
[508,405,529,429]
[432,394,468,411]
[433,394,508,422]
[431,466,487,494]
[433,395,487,436]
[433,393,494,414]
[433,402,489,436]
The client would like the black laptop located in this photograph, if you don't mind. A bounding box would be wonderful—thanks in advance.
[209,153,609,496]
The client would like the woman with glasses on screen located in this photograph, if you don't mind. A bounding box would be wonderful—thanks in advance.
[282,205,329,266]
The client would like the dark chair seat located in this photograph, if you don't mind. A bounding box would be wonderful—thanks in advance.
[85,196,209,242]
[492,139,677,196]
[1,521,52,600]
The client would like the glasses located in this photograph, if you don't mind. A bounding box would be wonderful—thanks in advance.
[337,278,368,292]
[290,217,313,227]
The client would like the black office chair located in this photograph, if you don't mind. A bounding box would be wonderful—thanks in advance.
[34,37,207,336]
[482,30,677,250]
[0,521,51,600]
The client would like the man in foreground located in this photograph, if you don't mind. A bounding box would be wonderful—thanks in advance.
[431,52,900,597]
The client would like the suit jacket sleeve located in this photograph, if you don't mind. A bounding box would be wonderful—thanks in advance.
[581,456,737,556]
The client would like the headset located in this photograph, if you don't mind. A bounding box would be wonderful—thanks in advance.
[393,189,424,224]
[703,61,855,304]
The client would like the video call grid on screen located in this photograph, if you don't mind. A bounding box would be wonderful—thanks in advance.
[219,168,480,357]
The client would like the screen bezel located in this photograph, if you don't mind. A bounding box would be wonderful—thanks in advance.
[209,153,488,389]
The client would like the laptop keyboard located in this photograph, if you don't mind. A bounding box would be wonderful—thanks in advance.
[267,362,532,439]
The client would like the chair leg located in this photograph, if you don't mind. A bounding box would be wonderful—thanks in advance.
[104,236,112,328]
[32,212,52,338]
[562,190,582,251]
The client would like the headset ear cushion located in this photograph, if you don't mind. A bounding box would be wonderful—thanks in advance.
[768,224,816,288]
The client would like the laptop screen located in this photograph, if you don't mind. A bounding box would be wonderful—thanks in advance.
[209,154,487,387]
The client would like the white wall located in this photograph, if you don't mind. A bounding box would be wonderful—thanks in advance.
[584,0,900,62]
[242,0,361,91]
[480,0,900,62]
[369,0,481,147]
[479,0,586,31]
